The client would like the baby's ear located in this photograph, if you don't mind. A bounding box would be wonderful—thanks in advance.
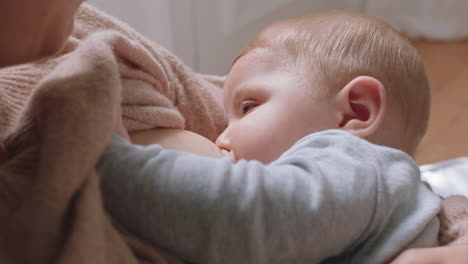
[336,76,386,138]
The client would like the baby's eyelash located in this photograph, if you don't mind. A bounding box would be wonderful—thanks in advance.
[240,100,258,115]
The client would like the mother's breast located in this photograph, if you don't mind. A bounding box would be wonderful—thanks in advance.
[130,128,224,158]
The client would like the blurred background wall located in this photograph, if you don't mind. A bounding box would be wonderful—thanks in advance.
[88,0,468,75]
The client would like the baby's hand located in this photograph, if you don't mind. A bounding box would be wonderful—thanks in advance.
[390,245,468,264]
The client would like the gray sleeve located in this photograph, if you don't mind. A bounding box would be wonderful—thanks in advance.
[97,130,440,264]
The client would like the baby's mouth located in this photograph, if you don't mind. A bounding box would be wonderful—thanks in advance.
[221,149,237,162]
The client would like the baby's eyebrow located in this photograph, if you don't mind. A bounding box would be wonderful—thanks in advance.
[232,84,267,101]
[233,83,257,97]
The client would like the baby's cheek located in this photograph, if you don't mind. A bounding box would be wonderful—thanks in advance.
[227,123,256,160]
[233,120,281,162]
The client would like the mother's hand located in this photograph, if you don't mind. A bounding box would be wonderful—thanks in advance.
[391,245,468,264]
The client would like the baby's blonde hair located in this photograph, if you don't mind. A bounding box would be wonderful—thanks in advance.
[236,11,430,154]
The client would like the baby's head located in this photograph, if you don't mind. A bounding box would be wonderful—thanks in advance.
[216,11,430,163]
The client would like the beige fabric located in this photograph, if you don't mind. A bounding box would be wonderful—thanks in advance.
[0,31,144,263]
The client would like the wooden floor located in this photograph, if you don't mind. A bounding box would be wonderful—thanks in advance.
[413,39,468,164]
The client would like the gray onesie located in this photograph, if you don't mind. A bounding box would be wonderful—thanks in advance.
[97,130,440,264]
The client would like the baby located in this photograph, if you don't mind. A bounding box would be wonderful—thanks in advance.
[98,11,439,264]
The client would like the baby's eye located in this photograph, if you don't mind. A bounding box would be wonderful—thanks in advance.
[240,100,259,115]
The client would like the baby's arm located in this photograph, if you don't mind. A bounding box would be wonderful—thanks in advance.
[97,130,440,264]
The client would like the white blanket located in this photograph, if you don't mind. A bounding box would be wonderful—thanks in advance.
[421,157,468,198]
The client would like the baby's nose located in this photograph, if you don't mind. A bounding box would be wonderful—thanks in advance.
[216,130,232,151]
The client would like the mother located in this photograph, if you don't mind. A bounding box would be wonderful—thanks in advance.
[0,0,84,67]
[0,0,466,263]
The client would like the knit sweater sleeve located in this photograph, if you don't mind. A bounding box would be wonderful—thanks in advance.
[0,64,49,136]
